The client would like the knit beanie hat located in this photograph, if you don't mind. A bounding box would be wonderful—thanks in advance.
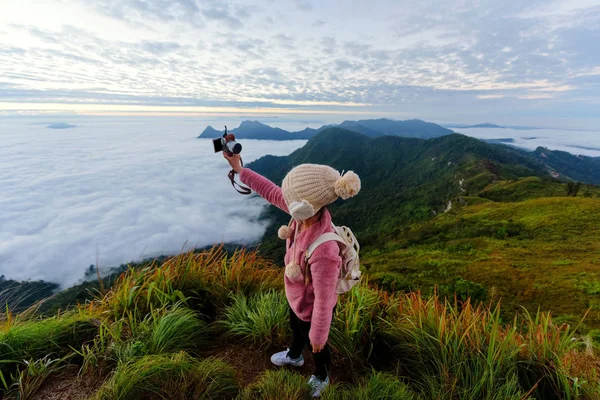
[281,163,360,222]
[278,164,361,283]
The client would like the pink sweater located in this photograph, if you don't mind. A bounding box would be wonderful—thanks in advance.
[239,168,341,345]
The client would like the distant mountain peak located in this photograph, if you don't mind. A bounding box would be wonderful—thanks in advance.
[238,120,267,128]
[198,125,222,138]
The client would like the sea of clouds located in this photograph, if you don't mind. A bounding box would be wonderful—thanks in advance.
[454,127,600,157]
[0,117,306,287]
[2,117,599,287]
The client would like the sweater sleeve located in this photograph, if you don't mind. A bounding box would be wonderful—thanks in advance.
[308,241,341,346]
[239,168,289,213]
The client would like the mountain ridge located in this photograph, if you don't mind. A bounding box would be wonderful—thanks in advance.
[197,118,454,140]
[246,127,599,262]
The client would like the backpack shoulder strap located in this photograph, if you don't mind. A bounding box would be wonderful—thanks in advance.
[305,232,345,263]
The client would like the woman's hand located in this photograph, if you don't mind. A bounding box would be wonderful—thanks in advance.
[311,342,325,353]
[223,152,243,173]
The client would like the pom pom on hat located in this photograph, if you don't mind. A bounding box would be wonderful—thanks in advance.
[278,225,293,240]
[334,171,361,200]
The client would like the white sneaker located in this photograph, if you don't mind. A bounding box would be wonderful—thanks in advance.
[270,348,304,367]
[308,375,329,397]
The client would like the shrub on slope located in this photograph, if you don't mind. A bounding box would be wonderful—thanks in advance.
[0,313,97,390]
[95,352,238,400]
[78,305,209,376]
[222,290,289,348]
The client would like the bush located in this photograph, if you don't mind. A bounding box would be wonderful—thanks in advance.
[0,313,97,361]
[515,310,598,400]
[329,283,394,366]
[145,306,208,354]
[77,305,210,376]
[238,369,311,400]
[370,272,414,293]
[95,247,282,319]
[95,352,238,400]
[0,313,97,389]
[380,292,597,399]
[221,291,289,348]
[436,277,488,303]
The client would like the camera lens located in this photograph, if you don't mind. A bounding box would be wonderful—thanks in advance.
[232,142,242,154]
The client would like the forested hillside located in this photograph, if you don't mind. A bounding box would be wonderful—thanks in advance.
[248,128,600,328]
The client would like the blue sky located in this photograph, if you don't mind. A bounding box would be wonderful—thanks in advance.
[1,0,600,128]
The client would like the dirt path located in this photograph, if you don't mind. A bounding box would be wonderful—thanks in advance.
[25,341,355,399]
[32,366,105,400]
[212,341,356,387]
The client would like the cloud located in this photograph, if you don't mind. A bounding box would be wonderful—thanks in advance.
[1,0,600,124]
[477,94,506,99]
[273,34,295,50]
[139,41,181,54]
[88,0,203,26]
[0,119,305,286]
[454,126,600,157]
[294,0,312,11]
[202,4,244,27]
[321,36,337,55]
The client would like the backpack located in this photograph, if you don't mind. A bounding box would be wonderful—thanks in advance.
[305,223,361,294]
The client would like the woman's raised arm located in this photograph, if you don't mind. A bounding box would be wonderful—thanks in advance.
[224,153,289,213]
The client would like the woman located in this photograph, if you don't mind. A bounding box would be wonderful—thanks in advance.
[224,152,361,397]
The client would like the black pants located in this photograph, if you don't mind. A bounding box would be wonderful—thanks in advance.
[287,306,335,380]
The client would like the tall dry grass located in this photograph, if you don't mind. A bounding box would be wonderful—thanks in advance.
[381,292,599,399]
[92,246,282,319]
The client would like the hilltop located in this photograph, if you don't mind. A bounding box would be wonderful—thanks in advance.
[197,118,454,140]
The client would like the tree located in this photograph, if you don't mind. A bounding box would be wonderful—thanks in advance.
[566,182,582,197]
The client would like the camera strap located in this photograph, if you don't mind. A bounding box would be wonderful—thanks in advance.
[228,157,252,195]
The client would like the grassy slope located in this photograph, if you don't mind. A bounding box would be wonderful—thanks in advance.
[478,176,600,202]
[2,248,599,399]
[365,196,600,328]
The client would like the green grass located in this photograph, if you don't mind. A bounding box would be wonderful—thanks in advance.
[145,306,208,354]
[0,313,97,361]
[478,176,600,202]
[365,197,600,329]
[76,305,211,377]
[221,290,289,348]
[0,312,97,390]
[5,355,70,400]
[2,248,600,399]
[95,352,238,400]
[329,282,387,366]
[238,369,312,400]
[322,371,418,400]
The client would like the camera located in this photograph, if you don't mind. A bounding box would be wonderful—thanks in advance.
[213,126,242,156]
